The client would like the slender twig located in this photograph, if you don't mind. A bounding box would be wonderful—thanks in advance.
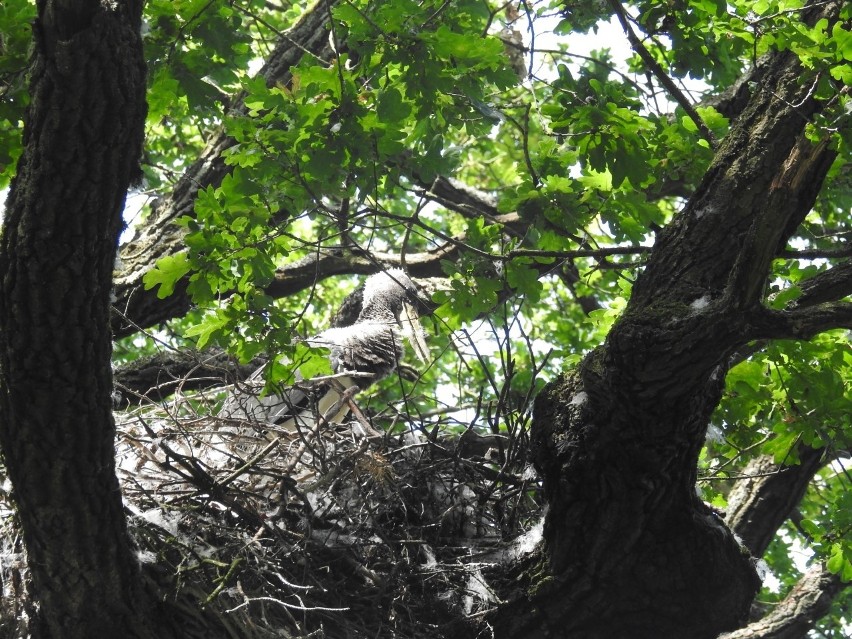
[372,208,650,263]
[422,0,454,29]
[501,105,540,186]
[779,247,852,259]
[748,1,834,26]
[225,596,349,613]
[607,0,717,147]
[535,49,648,96]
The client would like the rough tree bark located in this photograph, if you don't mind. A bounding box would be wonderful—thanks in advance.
[726,445,826,558]
[0,1,154,637]
[722,446,845,639]
[719,563,844,639]
[479,2,846,638]
[112,348,257,406]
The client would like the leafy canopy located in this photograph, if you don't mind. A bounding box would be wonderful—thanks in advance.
[1,0,849,632]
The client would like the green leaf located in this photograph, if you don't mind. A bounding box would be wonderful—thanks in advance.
[147,68,182,120]
[142,253,191,299]
[377,87,411,121]
[506,261,543,302]
[294,342,334,380]
[578,170,613,192]
[826,543,844,575]
[799,519,824,540]
[426,26,504,65]
[763,430,800,464]
[296,64,341,98]
[184,311,230,350]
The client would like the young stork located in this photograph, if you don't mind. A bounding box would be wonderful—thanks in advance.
[220,269,429,431]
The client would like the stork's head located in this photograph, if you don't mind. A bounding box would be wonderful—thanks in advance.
[361,269,421,313]
[360,269,430,362]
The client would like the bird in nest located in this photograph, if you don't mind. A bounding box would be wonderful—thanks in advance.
[219,269,430,433]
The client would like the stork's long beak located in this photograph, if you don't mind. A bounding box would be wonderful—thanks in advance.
[400,300,430,363]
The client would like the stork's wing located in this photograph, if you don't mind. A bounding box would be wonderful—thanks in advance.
[219,366,304,423]
[219,366,357,431]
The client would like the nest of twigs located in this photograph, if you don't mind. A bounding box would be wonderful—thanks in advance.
[0,379,542,638]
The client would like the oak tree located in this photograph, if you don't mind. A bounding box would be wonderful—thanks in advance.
[0,0,849,638]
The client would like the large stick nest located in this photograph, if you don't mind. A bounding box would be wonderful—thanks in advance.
[0,376,542,638]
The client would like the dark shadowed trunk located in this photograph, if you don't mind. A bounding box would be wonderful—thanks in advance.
[478,2,844,637]
[0,1,151,637]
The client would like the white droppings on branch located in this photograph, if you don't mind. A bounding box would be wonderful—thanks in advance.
[569,391,588,407]
[690,295,711,311]
[421,544,437,569]
[694,205,718,220]
[464,568,499,615]
[513,513,545,557]
[139,507,180,536]
[754,558,771,582]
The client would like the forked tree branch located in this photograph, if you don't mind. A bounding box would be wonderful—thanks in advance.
[725,445,826,558]
[718,563,845,639]
[110,0,806,339]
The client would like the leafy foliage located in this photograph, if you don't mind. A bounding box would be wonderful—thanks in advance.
[139,0,852,620]
[0,0,36,189]
[3,0,850,634]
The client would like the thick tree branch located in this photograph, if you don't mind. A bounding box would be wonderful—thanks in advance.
[113,348,257,406]
[110,8,797,339]
[791,259,852,308]
[718,563,846,639]
[112,0,336,336]
[726,135,837,309]
[725,445,826,558]
[426,175,500,220]
[114,198,647,337]
[722,445,851,636]
[752,302,852,340]
[632,9,841,313]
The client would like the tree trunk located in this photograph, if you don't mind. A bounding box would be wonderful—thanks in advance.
[483,2,843,637]
[720,447,845,639]
[0,1,151,637]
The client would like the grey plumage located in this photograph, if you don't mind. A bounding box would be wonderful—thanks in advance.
[220,269,428,430]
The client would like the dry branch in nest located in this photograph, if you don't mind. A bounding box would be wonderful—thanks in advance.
[0,373,542,638]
